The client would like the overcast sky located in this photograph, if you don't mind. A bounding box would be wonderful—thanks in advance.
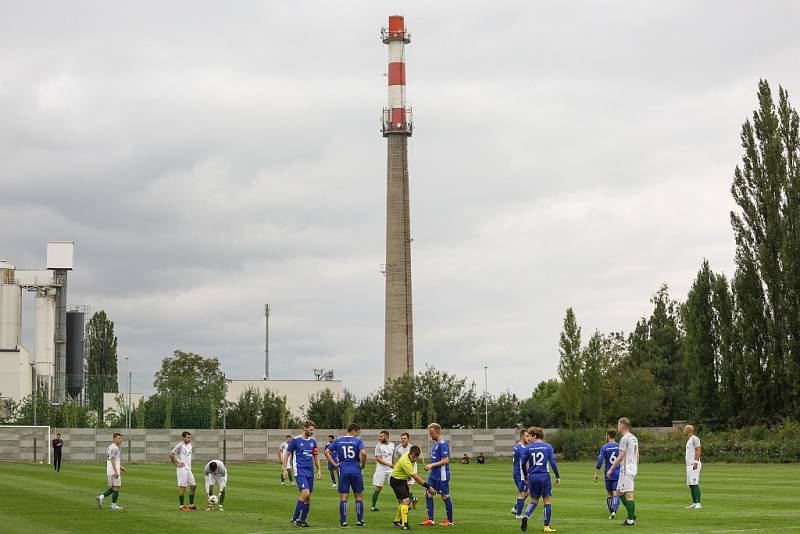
[2,1,800,398]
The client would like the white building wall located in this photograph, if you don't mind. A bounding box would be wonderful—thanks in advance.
[226,379,343,418]
[0,345,32,402]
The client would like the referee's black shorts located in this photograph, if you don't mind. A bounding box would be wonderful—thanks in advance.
[390,476,411,501]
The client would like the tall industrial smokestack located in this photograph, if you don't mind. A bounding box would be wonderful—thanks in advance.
[382,15,414,381]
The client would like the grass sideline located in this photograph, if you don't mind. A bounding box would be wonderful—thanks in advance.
[0,460,798,533]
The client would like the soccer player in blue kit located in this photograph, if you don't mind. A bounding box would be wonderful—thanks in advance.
[593,429,621,519]
[422,422,453,527]
[512,429,531,518]
[521,427,560,533]
[324,434,339,487]
[325,423,368,527]
[287,420,322,528]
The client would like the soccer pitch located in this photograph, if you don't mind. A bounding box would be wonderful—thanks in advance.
[1,461,798,533]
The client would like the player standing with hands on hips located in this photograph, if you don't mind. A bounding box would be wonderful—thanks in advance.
[170,431,197,510]
[326,423,368,527]
[287,420,322,528]
[684,424,702,509]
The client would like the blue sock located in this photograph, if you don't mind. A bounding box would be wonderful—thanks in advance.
[525,501,538,518]
[339,501,347,524]
[426,494,434,520]
[300,502,310,522]
[331,471,337,484]
[292,500,303,521]
[356,499,364,522]
[607,497,613,512]
[444,497,453,522]
[516,498,525,516]
[544,504,552,526]
[613,496,620,512]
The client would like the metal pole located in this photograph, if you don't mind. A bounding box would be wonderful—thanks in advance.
[33,376,38,463]
[222,404,227,463]
[265,304,270,380]
[483,365,488,430]
[127,370,132,464]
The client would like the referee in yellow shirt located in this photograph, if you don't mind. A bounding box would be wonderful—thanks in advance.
[390,446,436,530]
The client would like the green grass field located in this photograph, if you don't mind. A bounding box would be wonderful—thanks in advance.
[0,461,798,533]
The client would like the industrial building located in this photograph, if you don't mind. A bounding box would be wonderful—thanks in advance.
[0,242,83,406]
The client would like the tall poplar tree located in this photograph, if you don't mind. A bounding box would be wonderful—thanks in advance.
[85,311,118,412]
[558,308,583,427]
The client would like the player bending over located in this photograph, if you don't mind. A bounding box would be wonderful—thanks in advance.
[521,427,560,533]
[390,445,438,530]
[326,423,368,527]
[204,459,228,511]
[287,420,322,528]
[96,432,126,510]
[594,429,620,519]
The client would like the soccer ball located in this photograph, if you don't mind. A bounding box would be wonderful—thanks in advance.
[209,495,219,505]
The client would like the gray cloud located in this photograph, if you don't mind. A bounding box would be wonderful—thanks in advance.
[2,1,799,398]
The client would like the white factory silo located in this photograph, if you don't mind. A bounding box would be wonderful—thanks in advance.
[0,261,22,350]
[33,291,56,392]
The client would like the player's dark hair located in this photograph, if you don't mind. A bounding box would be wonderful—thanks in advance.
[400,432,410,438]
[528,427,544,439]
[285,434,292,438]
[347,423,361,433]
[380,430,389,436]
[209,461,217,472]
[112,432,122,439]
[607,429,616,439]
[328,434,335,440]
[409,445,421,456]
[304,420,316,429]
[182,431,191,438]
[519,429,528,439]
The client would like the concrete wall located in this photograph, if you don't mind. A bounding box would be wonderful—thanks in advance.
[0,427,675,463]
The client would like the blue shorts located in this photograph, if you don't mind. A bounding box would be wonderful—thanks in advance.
[513,475,528,493]
[605,478,619,493]
[338,472,364,494]
[529,476,552,499]
[296,474,314,493]
[328,462,338,471]
[428,478,450,495]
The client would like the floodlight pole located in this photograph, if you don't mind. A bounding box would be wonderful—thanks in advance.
[483,365,488,430]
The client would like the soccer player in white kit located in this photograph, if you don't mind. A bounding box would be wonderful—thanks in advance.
[204,459,228,511]
[370,430,395,511]
[684,425,702,509]
[607,417,638,527]
[96,432,125,510]
[169,431,197,510]
[279,434,294,485]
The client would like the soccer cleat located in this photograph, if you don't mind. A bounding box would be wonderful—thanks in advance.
[356,521,367,527]
[521,516,528,532]
[207,506,213,511]
[511,506,519,515]
[685,504,696,509]
[401,526,411,531]
[188,504,197,510]
[179,506,189,511]
[609,512,616,519]
[693,503,702,509]
[393,521,403,528]
[543,527,556,532]
[297,521,310,528]
[110,503,123,510]
[96,495,104,508]
[218,506,224,512]
[371,507,380,512]
[621,520,635,526]
[419,519,436,526]
[341,522,348,528]
[333,484,338,488]
[439,520,454,526]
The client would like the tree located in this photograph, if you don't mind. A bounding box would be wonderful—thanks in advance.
[604,365,664,426]
[485,393,520,428]
[730,80,800,418]
[518,379,563,428]
[305,389,357,429]
[582,331,606,425]
[85,311,118,412]
[557,308,583,427]
[152,350,227,428]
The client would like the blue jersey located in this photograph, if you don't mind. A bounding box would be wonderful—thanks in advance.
[525,441,559,479]
[429,439,451,481]
[287,435,318,477]
[512,442,528,478]
[325,442,339,463]
[596,442,620,480]
[333,435,366,475]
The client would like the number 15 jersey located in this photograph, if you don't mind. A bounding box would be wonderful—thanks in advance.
[334,435,366,475]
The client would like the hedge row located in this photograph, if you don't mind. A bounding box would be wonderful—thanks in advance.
[549,422,800,463]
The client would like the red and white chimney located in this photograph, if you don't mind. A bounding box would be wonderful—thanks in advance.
[382,15,412,136]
